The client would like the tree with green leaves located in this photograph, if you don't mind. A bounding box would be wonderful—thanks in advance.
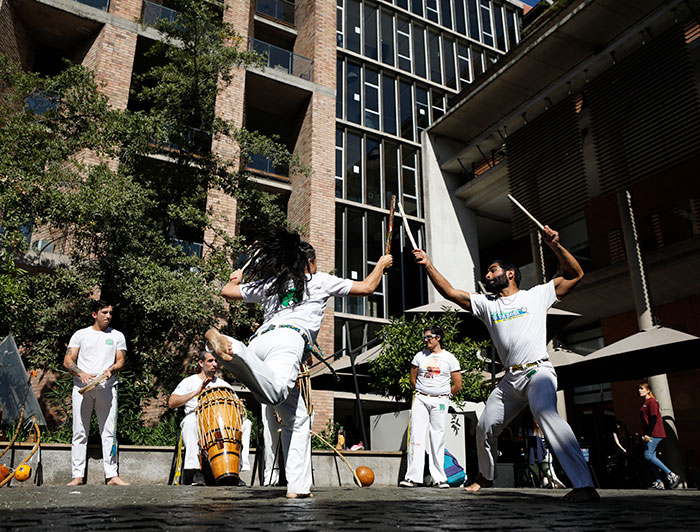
[0,0,303,444]
[369,310,491,405]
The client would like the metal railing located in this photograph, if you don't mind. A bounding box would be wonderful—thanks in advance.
[249,38,312,81]
[141,0,179,26]
[245,153,290,180]
[77,0,110,10]
[255,0,295,27]
[152,128,212,157]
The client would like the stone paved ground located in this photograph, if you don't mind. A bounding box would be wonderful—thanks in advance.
[0,486,698,531]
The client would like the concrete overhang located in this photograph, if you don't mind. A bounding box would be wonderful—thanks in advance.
[428,0,685,174]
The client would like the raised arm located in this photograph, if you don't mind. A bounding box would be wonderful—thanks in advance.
[542,225,584,299]
[412,249,472,312]
[168,377,212,409]
[348,255,394,296]
[221,268,244,301]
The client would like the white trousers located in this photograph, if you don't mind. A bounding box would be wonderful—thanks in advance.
[476,363,593,488]
[221,330,312,495]
[180,413,201,470]
[405,393,449,484]
[71,384,118,478]
[262,404,281,485]
[240,418,252,471]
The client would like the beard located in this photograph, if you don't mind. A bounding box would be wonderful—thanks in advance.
[486,272,509,293]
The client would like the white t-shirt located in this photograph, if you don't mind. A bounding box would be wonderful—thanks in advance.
[172,374,233,416]
[240,272,354,342]
[68,326,127,388]
[412,349,461,396]
[470,281,558,368]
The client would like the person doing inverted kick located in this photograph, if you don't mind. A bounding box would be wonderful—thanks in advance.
[206,227,392,498]
[413,225,599,502]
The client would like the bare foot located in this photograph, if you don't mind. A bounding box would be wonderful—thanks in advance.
[285,492,314,499]
[562,486,600,502]
[66,477,84,486]
[464,474,493,492]
[106,476,130,486]
[205,328,233,362]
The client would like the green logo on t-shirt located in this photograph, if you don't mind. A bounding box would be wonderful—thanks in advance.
[105,338,114,346]
[440,403,445,410]
[280,288,302,307]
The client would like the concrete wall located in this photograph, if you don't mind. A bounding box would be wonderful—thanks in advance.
[421,132,480,300]
[1,443,404,488]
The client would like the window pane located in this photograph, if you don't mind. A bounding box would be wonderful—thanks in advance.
[346,0,361,53]
[364,4,378,59]
[365,68,380,130]
[472,46,483,77]
[443,37,456,89]
[335,129,344,198]
[415,87,429,133]
[506,9,518,50]
[426,0,439,22]
[440,0,452,30]
[399,81,414,141]
[428,30,442,84]
[382,74,397,135]
[458,44,471,88]
[381,11,395,66]
[413,24,427,79]
[346,62,361,124]
[411,0,423,17]
[335,208,344,312]
[366,137,381,207]
[346,132,362,202]
[336,59,343,119]
[384,140,399,209]
[494,4,506,51]
[346,207,365,315]
[396,0,408,9]
[397,18,411,72]
[337,3,343,47]
[481,0,493,47]
[467,0,479,41]
[454,0,467,35]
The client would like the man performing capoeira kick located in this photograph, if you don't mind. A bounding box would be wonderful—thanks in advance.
[413,225,599,502]
[206,228,392,498]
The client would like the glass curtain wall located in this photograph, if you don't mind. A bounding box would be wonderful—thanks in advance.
[335,0,520,350]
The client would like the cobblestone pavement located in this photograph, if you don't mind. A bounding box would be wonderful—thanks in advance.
[0,486,698,531]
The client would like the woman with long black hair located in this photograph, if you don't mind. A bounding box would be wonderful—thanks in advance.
[206,227,392,498]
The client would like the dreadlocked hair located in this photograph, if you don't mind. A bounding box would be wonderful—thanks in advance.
[245,227,315,303]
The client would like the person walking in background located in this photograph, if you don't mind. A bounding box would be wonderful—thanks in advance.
[638,382,681,490]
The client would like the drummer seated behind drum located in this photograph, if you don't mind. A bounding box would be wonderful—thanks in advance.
[168,351,233,486]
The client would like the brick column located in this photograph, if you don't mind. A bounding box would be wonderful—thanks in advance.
[289,0,337,357]
[311,389,335,433]
[204,0,253,250]
[0,0,36,69]
[109,0,143,21]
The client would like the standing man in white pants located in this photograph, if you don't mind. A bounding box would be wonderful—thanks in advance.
[63,299,129,486]
[168,350,233,485]
[206,227,392,498]
[413,225,599,502]
[400,325,462,488]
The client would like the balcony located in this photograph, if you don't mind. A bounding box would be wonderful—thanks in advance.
[77,0,110,10]
[249,38,312,81]
[141,0,179,26]
[256,0,295,27]
[245,153,290,181]
[151,128,212,158]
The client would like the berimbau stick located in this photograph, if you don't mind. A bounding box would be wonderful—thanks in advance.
[385,195,396,255]
[78,373,109,395]
[507,194,545,231]
[241,248,261,273]
[397,202,418,250]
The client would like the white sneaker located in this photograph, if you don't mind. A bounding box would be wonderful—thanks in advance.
[649,480,665,490]
[435,482,450,489]
[667,472,680,490]
[399,479,418,488]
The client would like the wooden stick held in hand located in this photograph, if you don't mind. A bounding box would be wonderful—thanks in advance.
[507,194,545,231]
[397,202,418,250]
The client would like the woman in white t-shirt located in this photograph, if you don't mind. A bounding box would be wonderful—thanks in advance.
[400,326,462,488]
[206,228,392,498]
